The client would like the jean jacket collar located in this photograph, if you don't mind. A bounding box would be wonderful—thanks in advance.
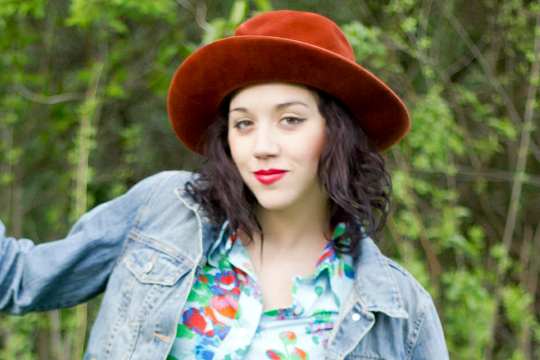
[176,187,408,320]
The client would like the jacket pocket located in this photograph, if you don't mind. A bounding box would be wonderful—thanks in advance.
[124,232,192,286]
[97,233,194,359]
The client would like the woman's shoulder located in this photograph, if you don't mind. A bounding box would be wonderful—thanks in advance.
[124,170,201,211]
[382,256,432,303]
[121,170,196,201]
[349,241,448,359]
[381,256,448,357]
[354,239,447,356]
[134,170,198,189]
[355,238,435,319]
[85,171,200,222]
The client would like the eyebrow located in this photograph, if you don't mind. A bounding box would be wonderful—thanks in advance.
[229,101,309,113]
[275,101,309,110]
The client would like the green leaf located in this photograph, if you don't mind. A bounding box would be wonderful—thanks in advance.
[228,0,248,28]
[253,0,273,12]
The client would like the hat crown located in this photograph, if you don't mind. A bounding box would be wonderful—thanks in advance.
[234,11,355,62]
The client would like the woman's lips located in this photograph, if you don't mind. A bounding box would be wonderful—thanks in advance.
[253,169,287,185]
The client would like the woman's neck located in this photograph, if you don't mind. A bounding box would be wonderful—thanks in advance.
[253,198,331,252]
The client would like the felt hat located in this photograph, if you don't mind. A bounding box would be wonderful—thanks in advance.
[167,10,410,153]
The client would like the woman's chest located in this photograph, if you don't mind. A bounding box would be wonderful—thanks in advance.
[167,238,354,360]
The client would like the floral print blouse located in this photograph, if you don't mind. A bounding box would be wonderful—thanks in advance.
[167,223,354,360]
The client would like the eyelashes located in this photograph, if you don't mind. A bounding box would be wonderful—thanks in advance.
[231,116,306,131]
[280,116,306,126]
[233,119,253,130]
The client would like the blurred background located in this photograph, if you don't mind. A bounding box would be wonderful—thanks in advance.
[0,0,539,359]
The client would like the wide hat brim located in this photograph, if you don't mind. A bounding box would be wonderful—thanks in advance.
[168,35,410,154]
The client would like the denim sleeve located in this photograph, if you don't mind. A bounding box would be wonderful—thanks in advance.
[0,172,175,315]
[409,297,450,360]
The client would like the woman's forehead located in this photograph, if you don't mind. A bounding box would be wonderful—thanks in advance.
[229,82,319,107]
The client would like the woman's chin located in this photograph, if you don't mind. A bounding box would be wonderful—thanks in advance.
[253,193,295,213]
[255,200,290,213]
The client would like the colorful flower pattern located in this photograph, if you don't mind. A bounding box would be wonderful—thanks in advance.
[167,223,354,360]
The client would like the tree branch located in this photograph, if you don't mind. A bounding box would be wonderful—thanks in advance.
[434,0,523,125]
[14,83,85,104]
[485,1,540,357]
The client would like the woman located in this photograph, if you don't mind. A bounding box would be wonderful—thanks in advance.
[0,10,448,360]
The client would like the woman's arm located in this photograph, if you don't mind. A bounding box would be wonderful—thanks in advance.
[0,172,172,315]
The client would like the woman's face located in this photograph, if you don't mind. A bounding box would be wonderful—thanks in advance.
[228,82,328,213]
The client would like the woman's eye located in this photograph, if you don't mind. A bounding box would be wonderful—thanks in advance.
[233,120,253,129]
[281,116,304,125]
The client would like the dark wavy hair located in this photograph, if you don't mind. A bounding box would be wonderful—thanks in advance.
[185,87,392,255]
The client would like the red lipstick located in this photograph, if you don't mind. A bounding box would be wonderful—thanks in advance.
[253,169,287,185]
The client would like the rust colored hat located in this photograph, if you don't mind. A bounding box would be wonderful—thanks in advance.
[168,10,410,154]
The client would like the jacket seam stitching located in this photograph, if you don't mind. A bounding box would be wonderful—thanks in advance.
[133,173,172,230]
[380,256,407,314]
[112,173,172,269]
[406,301,428,360]
[127,231,194,266]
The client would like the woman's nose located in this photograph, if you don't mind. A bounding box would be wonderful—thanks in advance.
[253,126,279,158]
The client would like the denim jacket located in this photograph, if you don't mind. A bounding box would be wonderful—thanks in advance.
[0,171,449,360]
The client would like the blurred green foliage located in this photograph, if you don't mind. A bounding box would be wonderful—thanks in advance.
[1,0,539,359]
